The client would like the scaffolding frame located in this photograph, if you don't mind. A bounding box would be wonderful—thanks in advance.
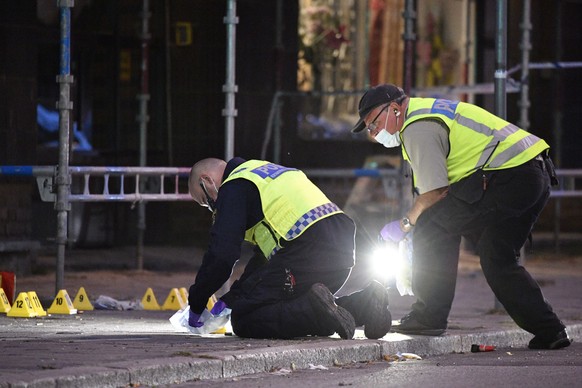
[47,0,237,293]
[2,0,582,295]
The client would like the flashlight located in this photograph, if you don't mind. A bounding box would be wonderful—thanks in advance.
[370,243,401,284]
[369,238,414,296]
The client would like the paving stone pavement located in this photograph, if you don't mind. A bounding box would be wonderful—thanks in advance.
[1,241,581,387]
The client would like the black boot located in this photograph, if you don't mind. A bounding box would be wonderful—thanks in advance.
[308,283,355,340]
[337,280,391,339]
[528,329,572,350]
[392,311,446,336]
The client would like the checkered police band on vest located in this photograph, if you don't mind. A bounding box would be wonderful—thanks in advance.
[284,202,341,240]
[266,202,341,258]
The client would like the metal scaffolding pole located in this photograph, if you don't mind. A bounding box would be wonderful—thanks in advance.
[553,1,564,169]
[553,0,564,253]
[463,0,474,103]
[136,0,151,270]
[402,0,416,95]
[494,0,507,120]
[55,0,74,295]
[494,0,508,310]
[273,0,283,164]
[519,0,532,131]
[223,0,238,160]
[164,0,174,166]
[401,0,417,216]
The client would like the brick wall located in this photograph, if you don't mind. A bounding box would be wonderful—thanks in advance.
[0,2,37,244]
[0,182,33,238]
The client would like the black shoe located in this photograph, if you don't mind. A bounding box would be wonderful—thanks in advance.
[361,281,392,339]
[392,312,446,336]
[528,329,572,350]
[309,283,355,340]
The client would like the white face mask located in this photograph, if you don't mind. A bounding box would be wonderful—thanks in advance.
[375,129,401,148]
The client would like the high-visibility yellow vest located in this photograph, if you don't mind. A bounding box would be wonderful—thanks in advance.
[401,98,549,185]
[223,160,342,258]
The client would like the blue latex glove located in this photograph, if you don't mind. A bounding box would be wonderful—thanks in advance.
[379,220,407,243]
[210,299,228,316]
[188,309,204,328]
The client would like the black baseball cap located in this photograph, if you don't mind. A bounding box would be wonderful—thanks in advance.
[351,84,406,133]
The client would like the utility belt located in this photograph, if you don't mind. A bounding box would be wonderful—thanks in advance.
[449,152,558,204]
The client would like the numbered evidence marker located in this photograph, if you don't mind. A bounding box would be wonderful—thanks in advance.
[27,291,47,317]
[141,287,161,310]
[179,287,188,304]
[47,289,78,315]
[162,288,186,310]
[206,294,218,310]
[73,287,94,311]
[7,292,37,318]
[0,287,11,313]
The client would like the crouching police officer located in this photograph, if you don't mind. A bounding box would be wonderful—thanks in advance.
[187,157,392,339]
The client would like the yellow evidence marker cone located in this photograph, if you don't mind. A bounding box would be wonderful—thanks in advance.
[206,294,227,334]
[27,291,47,317]
[0,287,11,314]
[162,288,186,310]
[7,292,38,318]
[47,289,78,315]
[73,287,94,311]
[141,287,161,310]
[206,294,218,310]
[179,287,188,303]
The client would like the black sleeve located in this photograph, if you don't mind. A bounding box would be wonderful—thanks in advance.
[236,247,268,284]
[188,178,262,313]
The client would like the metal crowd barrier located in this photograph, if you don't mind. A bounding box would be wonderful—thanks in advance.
[1,164,580,252]
[0,165,192,203]
[549,169,582,253]
[552,169,582,198]
[1,165,406,203]
[1,163,580,205]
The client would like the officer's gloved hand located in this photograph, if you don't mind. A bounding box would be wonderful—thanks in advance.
[379,220,407,243]
[210,299,228,315]
[188,309,204,328]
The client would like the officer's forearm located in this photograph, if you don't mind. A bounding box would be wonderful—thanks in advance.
[407,187,449,225]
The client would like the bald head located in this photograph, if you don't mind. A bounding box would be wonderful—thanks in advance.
[188,158,227,205]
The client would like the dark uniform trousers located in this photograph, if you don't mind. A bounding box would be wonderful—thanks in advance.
[411,157,566,339]
[221,215,357,339]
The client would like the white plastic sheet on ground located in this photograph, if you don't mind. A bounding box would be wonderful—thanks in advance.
[94,295,141,310]
[169,305,232,335]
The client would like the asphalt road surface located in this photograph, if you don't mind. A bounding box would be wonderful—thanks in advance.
[175,342,582,388]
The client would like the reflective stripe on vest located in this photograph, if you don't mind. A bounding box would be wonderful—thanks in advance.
[403,98,549,184]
